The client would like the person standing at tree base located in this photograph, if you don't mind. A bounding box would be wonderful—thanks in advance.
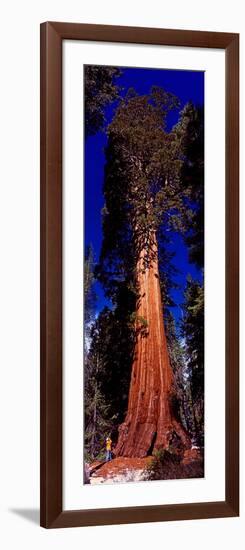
[105,436,112,461]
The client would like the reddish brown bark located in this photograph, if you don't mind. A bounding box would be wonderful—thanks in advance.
[115,231,190,458]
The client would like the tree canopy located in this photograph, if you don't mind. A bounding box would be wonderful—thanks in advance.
[98,87,193,301]
[84,65,120,136]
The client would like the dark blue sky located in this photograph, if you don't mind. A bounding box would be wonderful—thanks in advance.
[85,67,204,328]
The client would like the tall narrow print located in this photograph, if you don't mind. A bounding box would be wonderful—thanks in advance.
[84,66,204,485]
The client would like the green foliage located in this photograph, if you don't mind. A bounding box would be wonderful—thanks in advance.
[175,103,204,268]
[181,276,204,445]
[84,313,114,461]
[129,312,149,337]
[145,449,182,480]
[98,87,191,301]
[164,310,197,439]
[96,300,135,424]
[84,65,121,136]
[84,377,112,462]
[158,231,179,310]
[84,301,135,460]
[144,448,204,481]
[84,244,96,327]
[164,311,187,430]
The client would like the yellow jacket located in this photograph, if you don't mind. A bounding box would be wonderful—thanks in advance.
[106,438,112,451]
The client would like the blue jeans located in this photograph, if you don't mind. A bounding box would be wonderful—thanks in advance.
[106,450,112,462]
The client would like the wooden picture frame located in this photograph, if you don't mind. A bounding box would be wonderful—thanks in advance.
[40,21,239,528]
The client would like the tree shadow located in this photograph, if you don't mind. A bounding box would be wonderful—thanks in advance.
[9,508,40,525]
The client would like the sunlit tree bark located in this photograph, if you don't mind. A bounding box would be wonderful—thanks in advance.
[115,230,190,457]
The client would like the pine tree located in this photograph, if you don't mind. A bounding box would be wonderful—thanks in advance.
[84,244,96,327]
[84,305,134,460]
[175,103,204,268]
[165,310,196,440]
[181,277,204,445]
[176,103,204,445]
[84,312,114,460]
[164,311,187,430]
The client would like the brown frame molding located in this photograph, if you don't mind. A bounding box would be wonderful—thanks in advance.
[40,22,239,528]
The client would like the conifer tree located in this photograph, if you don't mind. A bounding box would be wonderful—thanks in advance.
[85,65,120,136]
[98,88,191,457]
[84,311,114,460]
[175,103,204,268]
[176,103,204,445]
[181,277,204,445]
[84,244,96,328]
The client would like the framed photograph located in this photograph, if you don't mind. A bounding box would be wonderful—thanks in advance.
[40,22,239,528]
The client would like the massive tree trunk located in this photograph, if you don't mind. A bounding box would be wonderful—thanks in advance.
[115,230,190,458]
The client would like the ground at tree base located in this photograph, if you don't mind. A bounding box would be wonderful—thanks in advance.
[88,448,203,485]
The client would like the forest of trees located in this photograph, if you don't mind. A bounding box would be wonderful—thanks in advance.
[84,66,204,468]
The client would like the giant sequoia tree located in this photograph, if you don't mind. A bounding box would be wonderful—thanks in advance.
[98,88,191,457]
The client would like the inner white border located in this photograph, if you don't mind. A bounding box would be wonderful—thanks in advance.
[63,40,225,510]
